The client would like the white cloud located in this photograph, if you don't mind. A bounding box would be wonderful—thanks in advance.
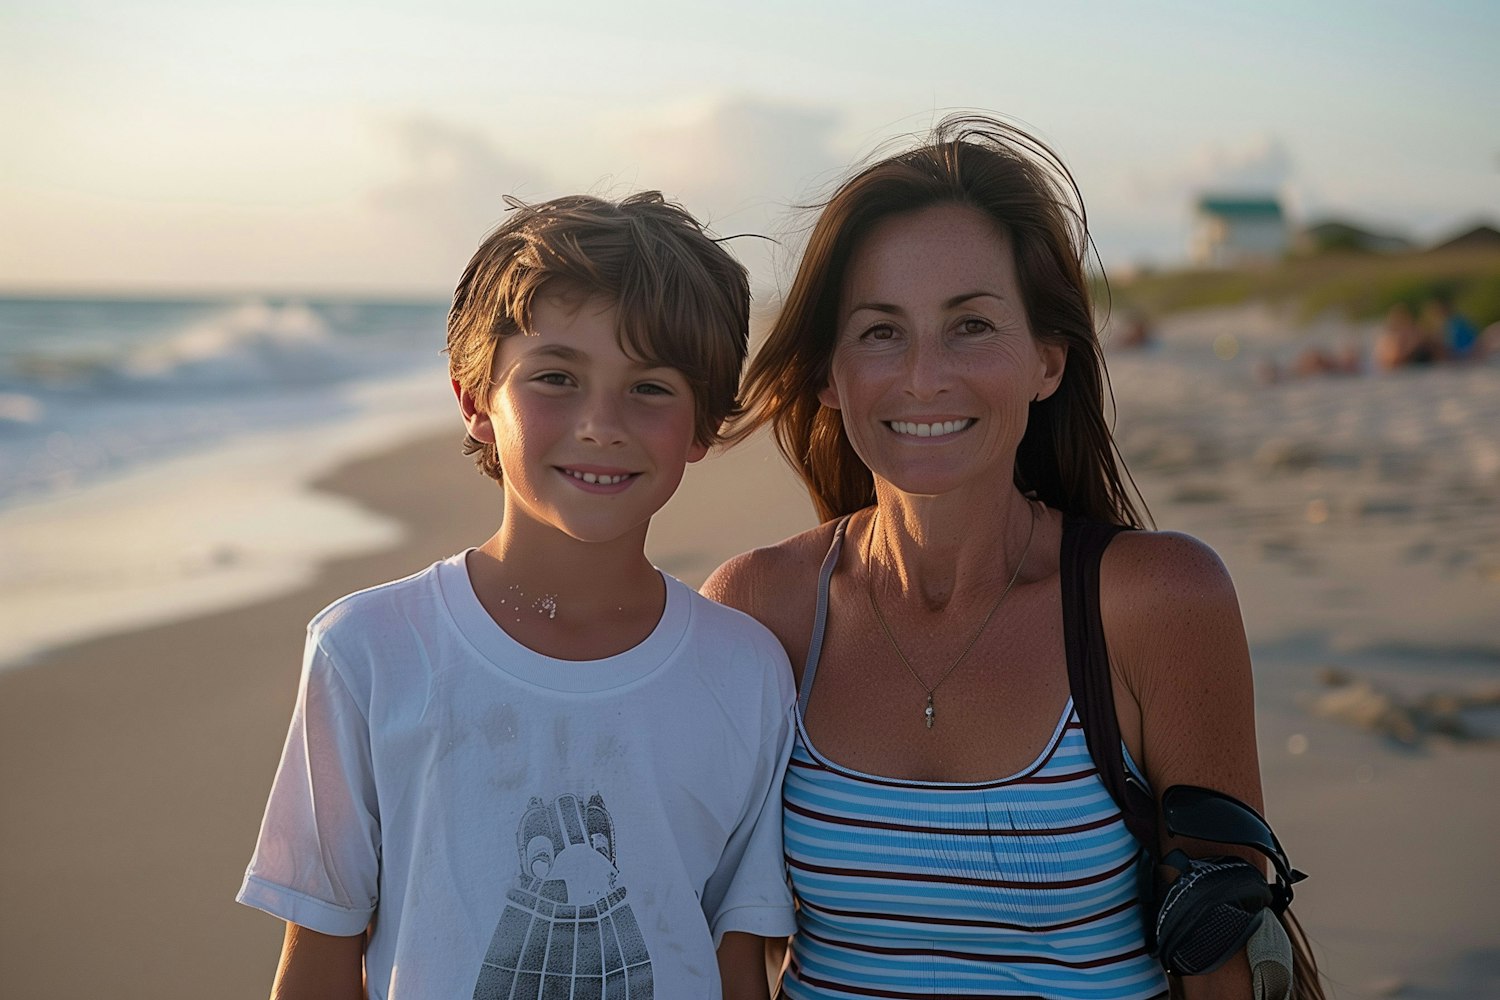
[362,102,850,298]
[631,98,846,222]
[628,98,849,296]
[1185,135,1295,195]
[371,114,551,259]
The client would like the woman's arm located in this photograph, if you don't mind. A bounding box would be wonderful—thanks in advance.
[270,923,365,1000]
[1103,531,1263,1000]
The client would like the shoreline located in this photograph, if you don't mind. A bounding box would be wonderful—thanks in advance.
[0,363,456,673]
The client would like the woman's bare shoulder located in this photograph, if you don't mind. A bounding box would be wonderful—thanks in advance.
[702,520,843,625]
[1100,529,1261,809]
[1099,528,1251,698]
[1101,528,1238,613]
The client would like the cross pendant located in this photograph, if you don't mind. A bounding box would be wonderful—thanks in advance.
[924,694,935,729]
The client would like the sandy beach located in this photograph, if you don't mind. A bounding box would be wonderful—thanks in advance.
[3,312,1498,997]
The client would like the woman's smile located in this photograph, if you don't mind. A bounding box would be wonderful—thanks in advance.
[886,418,975,439]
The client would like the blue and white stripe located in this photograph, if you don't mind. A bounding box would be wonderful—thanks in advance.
[783,701,1169,999]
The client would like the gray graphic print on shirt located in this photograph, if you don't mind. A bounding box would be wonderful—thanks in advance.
[473,792,653,999]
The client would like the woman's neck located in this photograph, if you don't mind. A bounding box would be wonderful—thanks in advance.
[865,485,1040,612]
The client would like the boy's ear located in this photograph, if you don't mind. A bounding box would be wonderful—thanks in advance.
[1033,341,1067,402]
[686,440,710,465]
[454,379,496,444]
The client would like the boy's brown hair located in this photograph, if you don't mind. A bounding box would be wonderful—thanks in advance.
[447,191,750,482]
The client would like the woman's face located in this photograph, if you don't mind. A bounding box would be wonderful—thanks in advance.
[819,202,1065,499]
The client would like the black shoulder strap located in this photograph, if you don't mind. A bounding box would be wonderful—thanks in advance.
[1060,515,1158,858]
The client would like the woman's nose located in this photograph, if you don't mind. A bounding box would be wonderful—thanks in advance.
[902,336,950,400]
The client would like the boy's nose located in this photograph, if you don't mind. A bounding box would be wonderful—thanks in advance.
[575,391,627,446]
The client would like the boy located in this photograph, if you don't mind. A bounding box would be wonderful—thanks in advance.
[238,192,796,999]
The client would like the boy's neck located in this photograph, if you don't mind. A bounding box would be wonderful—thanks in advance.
[467,519,666,662]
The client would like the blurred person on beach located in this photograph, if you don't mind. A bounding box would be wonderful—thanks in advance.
[238,193,796,999]
[706,116,1322,999]
[1289,338,1362,379]
[1257,339,1364,384]
[1374,303,1438,370]
[1114,310,1155,350]
[1425,293,1480,361]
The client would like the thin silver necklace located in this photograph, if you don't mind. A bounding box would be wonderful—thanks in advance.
[864,502,1037,729]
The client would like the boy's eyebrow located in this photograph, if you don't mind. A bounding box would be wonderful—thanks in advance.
[523,344,586,363]
[519,342,677,374]
[847,291,1004,314]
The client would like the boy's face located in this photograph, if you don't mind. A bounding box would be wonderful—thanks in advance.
[458,293,707,547]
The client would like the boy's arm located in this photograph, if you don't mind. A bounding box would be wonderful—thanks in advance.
[716,931,772,1000]
[271,923,366,1000]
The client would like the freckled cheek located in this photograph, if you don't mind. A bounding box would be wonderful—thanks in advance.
[493,399,562,476]
[638,410,701,457]
[827,356,896,413]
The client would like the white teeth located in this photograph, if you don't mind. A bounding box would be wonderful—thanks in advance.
[567,470,627,485]
[890,419,972,438]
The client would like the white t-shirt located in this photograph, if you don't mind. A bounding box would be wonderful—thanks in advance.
[238,553,796,999]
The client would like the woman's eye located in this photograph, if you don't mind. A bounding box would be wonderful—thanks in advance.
[862,324,897,342]
[959,317,994,336]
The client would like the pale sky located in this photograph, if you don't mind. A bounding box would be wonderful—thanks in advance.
[2,0,1495,296]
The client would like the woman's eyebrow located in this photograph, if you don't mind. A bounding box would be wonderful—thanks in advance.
[944,291,1005,308]
[847,291,1004,314]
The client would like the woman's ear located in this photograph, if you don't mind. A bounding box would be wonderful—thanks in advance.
[816,371,842,411]
[454,379,496,443]
[1033,341,1067,402]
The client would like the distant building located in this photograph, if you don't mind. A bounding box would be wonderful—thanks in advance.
[1298,219,1413,255]
[1192,196,1287,268]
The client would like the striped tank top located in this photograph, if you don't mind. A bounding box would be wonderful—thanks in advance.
[782,519,1168,1000]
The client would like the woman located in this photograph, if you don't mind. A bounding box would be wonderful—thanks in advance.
[706,116,1319,998]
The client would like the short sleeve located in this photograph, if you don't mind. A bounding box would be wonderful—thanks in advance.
[236,628,381,936]
[700,695,797,946]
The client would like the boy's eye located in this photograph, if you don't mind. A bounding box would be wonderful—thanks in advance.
[533,371,573,386]
[633,381,673,396]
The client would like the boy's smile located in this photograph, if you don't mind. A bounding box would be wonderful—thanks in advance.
[460,290,707,548]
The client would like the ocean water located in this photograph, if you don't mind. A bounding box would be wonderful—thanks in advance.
[0,296,456,669]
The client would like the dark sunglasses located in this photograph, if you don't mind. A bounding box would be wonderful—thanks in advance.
[1162,784,1306,910]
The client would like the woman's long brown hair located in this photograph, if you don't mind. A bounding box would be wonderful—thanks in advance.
[732,114,1147,528]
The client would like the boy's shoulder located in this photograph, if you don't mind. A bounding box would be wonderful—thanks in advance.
[308,553,463,641]
[675,576,795,684]
[680,577,775,637]
[677,576,790,663]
